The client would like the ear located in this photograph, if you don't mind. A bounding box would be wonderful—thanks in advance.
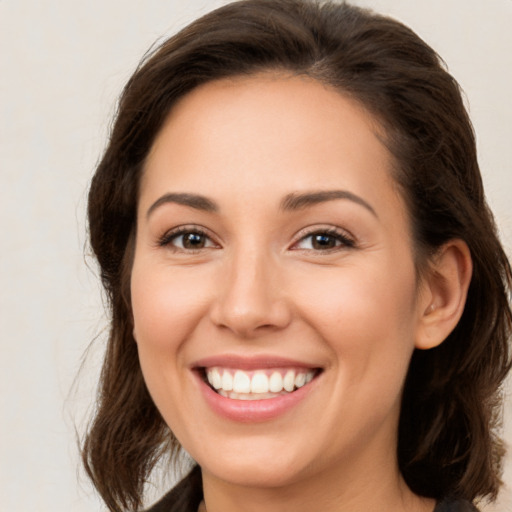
[415,239,472,350]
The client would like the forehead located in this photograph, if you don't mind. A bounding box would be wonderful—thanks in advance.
[141,74,404,224]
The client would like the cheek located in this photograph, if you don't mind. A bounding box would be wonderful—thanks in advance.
[130,259,214,425]
[296,257,416,325]
[131,260,211,352]
[290,258,419,380]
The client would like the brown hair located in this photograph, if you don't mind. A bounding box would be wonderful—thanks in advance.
[83,1,512,510]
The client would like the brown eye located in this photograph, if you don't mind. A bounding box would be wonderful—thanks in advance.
[181,232,207,249]
[293,229,355,251]
[311,233,338,249]
[159,229,217,251]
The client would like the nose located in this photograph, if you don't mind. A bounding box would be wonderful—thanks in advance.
[209,248,292,338]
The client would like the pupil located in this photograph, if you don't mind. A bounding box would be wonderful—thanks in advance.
[313,234,335,249]
[184,233,204,248]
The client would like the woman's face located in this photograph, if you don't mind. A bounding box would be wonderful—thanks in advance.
[131,75,429,490]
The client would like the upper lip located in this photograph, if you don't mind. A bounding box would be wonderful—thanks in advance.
[192,354,321,371]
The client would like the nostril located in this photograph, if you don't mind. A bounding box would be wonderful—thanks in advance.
[210,303,293,338]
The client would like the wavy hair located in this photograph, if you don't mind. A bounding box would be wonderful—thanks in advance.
[83,1,512,510]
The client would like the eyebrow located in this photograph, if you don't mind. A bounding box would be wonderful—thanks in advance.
[146,192,218,218]
[146,189,377,219]
[280,190,377,217]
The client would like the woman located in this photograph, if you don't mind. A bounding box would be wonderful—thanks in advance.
[82,1,512,511]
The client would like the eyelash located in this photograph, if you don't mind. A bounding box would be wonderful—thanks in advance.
[158,226,215,251]
[291,228,355,252]
[157,226,355,252]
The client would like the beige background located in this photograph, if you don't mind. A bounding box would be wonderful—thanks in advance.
[1,0,511,510]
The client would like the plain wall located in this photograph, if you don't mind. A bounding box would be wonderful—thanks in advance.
[1,1,511,510]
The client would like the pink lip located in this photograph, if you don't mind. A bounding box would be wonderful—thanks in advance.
[191,355,321,423]
[192,354,318,371]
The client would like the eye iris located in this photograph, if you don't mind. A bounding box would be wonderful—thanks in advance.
[183,232,205,249]
[312,233,337,249]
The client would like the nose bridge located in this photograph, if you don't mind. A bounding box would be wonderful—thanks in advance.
[211,240,290,336]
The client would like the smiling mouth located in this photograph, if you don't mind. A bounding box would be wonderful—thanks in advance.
[201,367,320,400]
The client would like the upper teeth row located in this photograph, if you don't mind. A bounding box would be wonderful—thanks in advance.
[206,367,315,394]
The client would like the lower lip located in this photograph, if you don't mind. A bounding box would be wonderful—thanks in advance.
[195,372,317,423]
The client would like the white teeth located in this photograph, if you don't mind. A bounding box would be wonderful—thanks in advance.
[294,372,306,388]
[251,372,269,393]
[233,370,251,393]
[210,368,222,390]
[221,371,233,391]
[205,367,317,399]
[283,370,295,392]
[269,371,283,393]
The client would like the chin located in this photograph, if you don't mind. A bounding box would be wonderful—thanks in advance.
[204,459,307,489]
[192,437,314,489]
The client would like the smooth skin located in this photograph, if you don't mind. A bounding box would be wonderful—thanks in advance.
[131,74,472,512]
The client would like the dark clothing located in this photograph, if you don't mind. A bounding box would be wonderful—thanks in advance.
[146,466,203,512]
[146,465,479,512]
[434,497,480,512]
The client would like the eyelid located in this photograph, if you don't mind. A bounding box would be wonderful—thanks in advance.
[157,224,220,250]
[156,224,355,252]
[289,225,356,251]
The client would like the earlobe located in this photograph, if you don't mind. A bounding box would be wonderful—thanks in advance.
[415,239,472,350]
